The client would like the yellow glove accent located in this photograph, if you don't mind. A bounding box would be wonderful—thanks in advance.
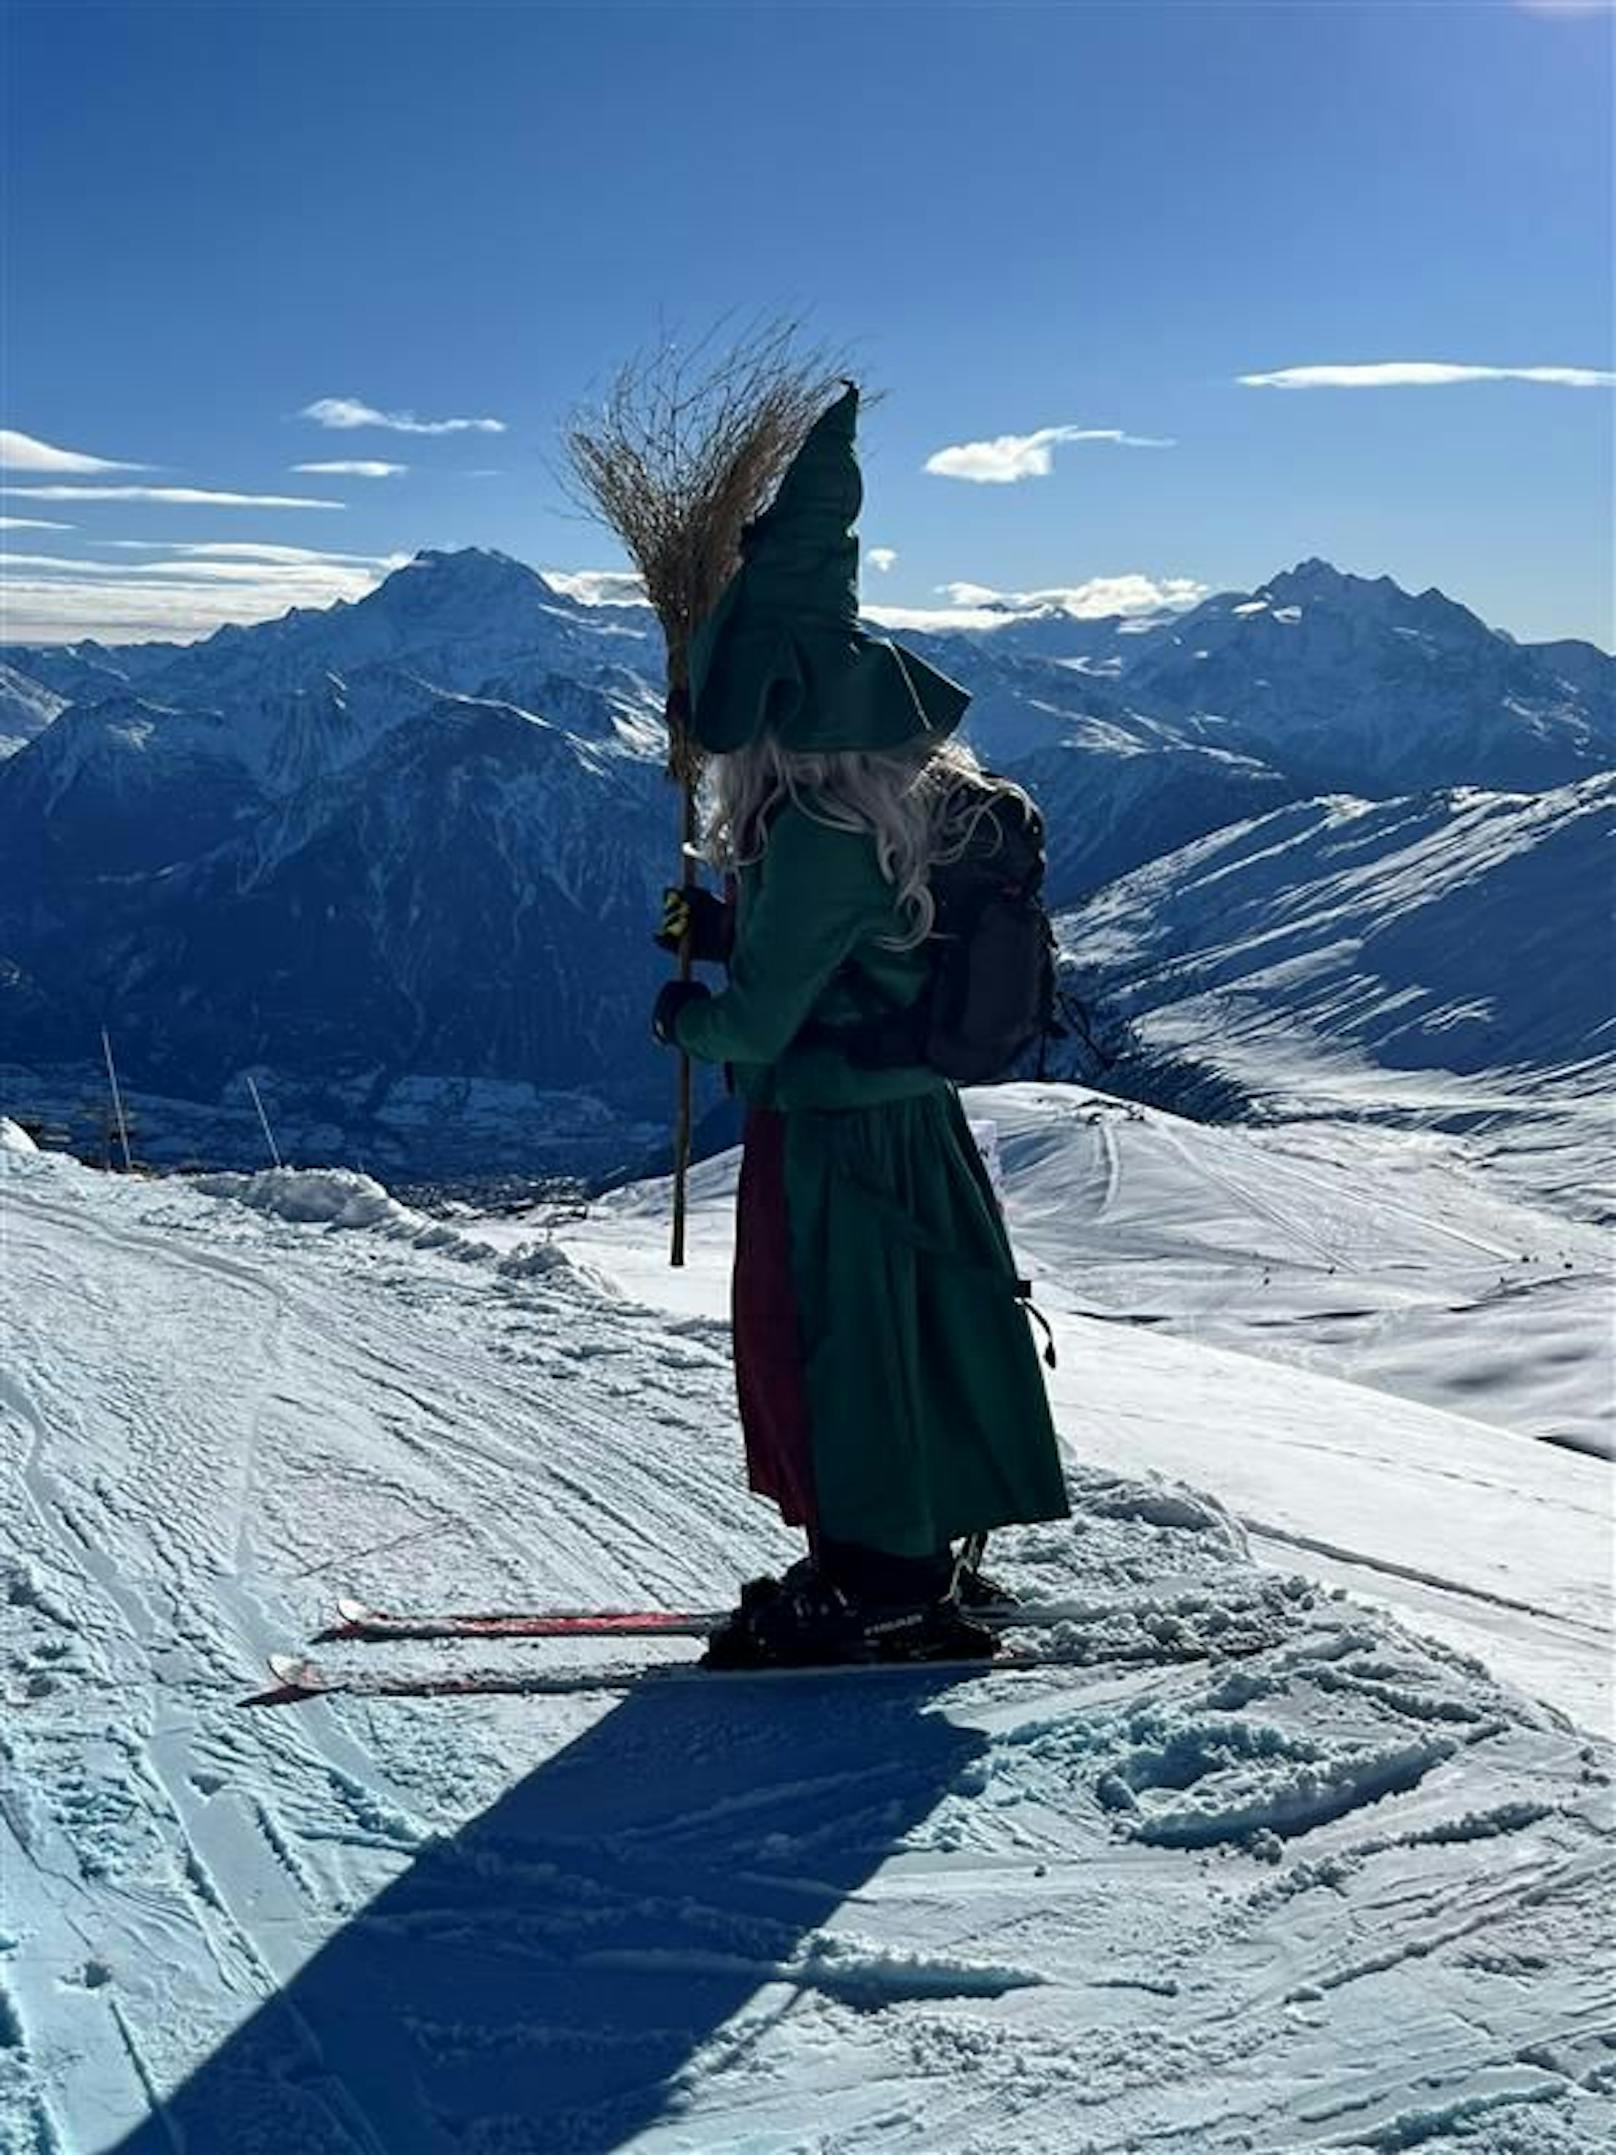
[660,886,691,946]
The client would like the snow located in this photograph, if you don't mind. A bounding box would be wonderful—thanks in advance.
[1059,780,1616,1213]
[3,1094,1610,2153]
[0,1117,36,1153]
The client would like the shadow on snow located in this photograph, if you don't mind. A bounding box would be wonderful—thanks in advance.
[109,1669,989,2153]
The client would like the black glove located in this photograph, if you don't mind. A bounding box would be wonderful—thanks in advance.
[651,978,711,1047]
[654,884,733,963]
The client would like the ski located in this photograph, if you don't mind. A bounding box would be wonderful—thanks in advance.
[316,1596,726,1643]
[242,1644,1087,1709]
[244,1601,1298,1708]
[316,1591,1125,1645]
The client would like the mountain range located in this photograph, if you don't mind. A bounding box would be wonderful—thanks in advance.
[0,548,1610,1175]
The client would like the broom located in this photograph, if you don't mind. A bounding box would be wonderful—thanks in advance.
[563,317,846,1264]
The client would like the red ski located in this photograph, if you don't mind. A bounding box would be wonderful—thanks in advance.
[316,1596,724,1643]
[314,1592,1127,1646]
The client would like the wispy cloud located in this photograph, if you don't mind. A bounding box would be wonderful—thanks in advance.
[865,547,898,573]
[106,541,391,563]
[925,425,1174,484]
[0,428,149,474]
[292,460,408,477]
[1241,362,1614,390]
[0,543,406,643]
[3,486,344,507]
[299,396,506,436]
[864,571,1207,633]
[0,515,74,531]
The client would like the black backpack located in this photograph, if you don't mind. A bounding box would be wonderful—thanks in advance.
[809,774,1061,1083]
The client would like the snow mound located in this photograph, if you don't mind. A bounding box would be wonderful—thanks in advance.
[1075,1466,1248,1548]
[0,1117,37,1153]
[187,1162,600,1292]
[191,1164,420,1229]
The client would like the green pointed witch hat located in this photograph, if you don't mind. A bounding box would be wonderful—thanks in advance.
[686,383,970,755]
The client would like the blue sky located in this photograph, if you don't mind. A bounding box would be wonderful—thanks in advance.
[3,0,1612,647]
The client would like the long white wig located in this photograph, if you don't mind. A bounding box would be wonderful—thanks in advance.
[702,731,1029,951]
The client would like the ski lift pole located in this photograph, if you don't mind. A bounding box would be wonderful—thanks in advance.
[246,1074,283,1169]
[100,1028,134,1173]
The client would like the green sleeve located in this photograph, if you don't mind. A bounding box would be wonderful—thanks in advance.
[674,805,891,1068]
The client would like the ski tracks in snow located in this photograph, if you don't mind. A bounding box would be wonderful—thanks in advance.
[1,1148,1613,2154]
[0,1148,791,2150]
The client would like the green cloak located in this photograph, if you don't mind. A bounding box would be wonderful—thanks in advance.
[673,802,1070,1555]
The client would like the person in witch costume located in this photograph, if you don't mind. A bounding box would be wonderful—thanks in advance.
[651,384,1070,1668]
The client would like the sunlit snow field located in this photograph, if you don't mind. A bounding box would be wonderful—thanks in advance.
[1,1086,1611,2154]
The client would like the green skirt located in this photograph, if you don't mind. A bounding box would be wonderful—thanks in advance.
[733,1088,1070,1559]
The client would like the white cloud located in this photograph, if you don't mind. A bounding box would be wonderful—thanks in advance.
[542,567,647,606]
[1241,362,1615,390]
[964,574,1204,617]
[2,486,344,507]
[925,425,1174,484]
[937,581,1004,609]
[0,515,74,530]
[863,571,1208,633]
[861,601,1018,632]
[300,396,506,435]
[865,547,898,573]
[0,544,408,643]
[106,540,393,563]
[4,553,377,585]
[292,460,408,477]
[0,428,149,474]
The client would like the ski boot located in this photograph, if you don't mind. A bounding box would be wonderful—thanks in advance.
[703,1544,996,1671]
[952,1533,1021,1617]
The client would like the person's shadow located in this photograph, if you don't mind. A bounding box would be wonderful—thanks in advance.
[109,1669,989,2153]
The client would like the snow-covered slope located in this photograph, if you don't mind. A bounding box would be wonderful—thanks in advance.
[983,1086,1611,1462]
[4,1110,1610,2154]
[1060,775,1615,1136]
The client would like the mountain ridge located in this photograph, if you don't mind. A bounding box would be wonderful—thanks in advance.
[0,548,1610,1174]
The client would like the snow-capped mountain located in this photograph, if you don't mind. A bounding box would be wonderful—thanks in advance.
[0,660,66,759]
[132,545,663,708]
[0,555,686,1169]
[0,548,1610,1173]
[900,557,1612,897]
[1119,558,1616,794]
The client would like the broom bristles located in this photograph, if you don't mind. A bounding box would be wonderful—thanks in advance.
[562,315,853,732]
